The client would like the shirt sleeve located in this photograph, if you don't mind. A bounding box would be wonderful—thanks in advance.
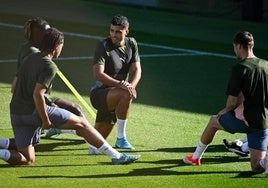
[37,59,57,89]
[93,40,107,66]
[226,64,244,97]
[129,38,140,63]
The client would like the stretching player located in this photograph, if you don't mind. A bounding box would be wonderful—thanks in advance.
[10,17,83,138]
[183,31,268,175]
[0,27,140,165]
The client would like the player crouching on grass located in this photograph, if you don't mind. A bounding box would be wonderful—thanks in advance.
[0,27,140,165]
[183,31,268,176]
[88,15,142,154]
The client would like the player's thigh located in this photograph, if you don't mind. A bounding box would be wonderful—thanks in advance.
[90,87,110,111]
[106,88,130,109]
[11,113,42,149]
[47,106,71,128]
[107,87,130,100]
[54,98,83,117]
[47,105,90,130]
[219,112,249,134]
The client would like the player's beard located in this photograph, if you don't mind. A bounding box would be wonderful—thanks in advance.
[111,37,123,46]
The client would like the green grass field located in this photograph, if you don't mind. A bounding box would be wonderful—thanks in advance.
[1,1,268,187]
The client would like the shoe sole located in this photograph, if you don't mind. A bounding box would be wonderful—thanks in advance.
[115,145,135,150]
[223,139,248,157]
[183,157,200,166]
[228,148,248,157]
[112,155,140,165]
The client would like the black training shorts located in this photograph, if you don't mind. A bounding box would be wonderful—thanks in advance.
[90,87,117,124]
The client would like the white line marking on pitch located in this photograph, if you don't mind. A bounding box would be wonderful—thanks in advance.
[0,22,236,63]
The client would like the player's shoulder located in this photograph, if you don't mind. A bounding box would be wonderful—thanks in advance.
[257,57,268,70]
[257,57,268,64]
[29,46,39,53]
[42,56,58,73]
[41,55,56,65]
[19,42,39,55]
[19,41,30,48]
[98,37,110,50]
[126,37,137,45]
[125,37,138,50]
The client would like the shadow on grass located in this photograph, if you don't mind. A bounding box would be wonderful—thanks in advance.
[18,159,264,179]
[35,137,86,152]
[136,144,245,154]
[16,146,254,179]
[233,171,264,178]
[0,162,98,168]
[0,144,253,178]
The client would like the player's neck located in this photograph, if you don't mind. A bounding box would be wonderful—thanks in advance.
[41,51,53,59]
[240,50,255,59]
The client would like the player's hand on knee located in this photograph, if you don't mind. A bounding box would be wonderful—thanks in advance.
[118,80,137,99]
[128,86,137,99]
[42,120,54,129]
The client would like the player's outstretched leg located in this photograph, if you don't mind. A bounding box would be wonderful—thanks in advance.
[59,111,140,165]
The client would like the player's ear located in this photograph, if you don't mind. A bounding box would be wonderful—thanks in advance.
[51,49,56,58]
[125,28,129,36]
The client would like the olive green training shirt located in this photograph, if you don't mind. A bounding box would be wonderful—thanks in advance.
[10,52,58,115]
[227,57,268,129]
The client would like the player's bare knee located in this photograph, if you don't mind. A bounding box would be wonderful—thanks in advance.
[251,164,265,173]
[73,104,83,117]
[14,156,35,165]
[26,158,35,165]
[120,90,132,101]
[75,116,91,131]
[23,153,35,165]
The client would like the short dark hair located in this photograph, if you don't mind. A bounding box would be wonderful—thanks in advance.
[39,27,64,52]
[233,31,254,50]
[111,15,129,28]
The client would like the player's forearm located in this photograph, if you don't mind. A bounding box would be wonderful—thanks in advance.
[96,72,121,87]
[129,69,141,88]
[93,65,121,87]
[225,95,238,112]
[33,90,49,124]
[11,76,17,93]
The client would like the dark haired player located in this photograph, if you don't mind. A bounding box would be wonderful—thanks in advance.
[183,31,268,175]
[0,27,140,165]
[89,15,142,154]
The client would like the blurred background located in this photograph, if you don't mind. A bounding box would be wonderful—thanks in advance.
[95,0,267,22]
[1,0,268,115]
[1,0,267,22]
